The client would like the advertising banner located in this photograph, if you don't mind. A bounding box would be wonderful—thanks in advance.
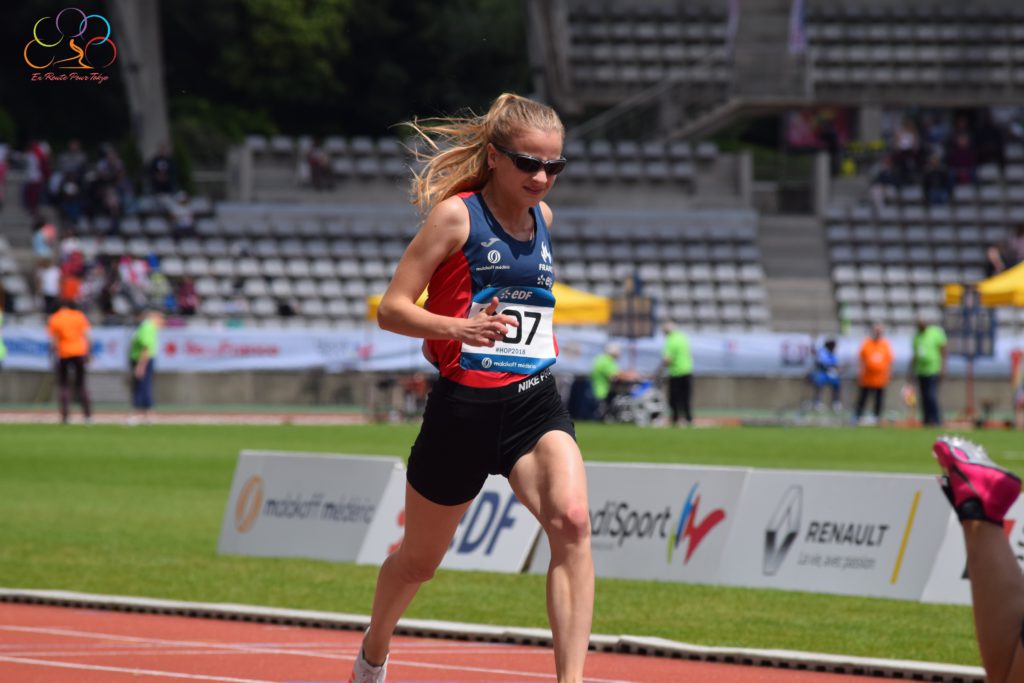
[217,451,401,563]
[717,471,950,600]
[357,474,541,574]
[920,498,1024,606]
[5,325,1023,377]
[529,463,748,583]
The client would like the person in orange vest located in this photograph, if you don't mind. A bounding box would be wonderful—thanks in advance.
[46,299,92,424]
[853,322,893,425]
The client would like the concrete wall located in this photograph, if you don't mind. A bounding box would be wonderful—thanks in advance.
[1,370,1016,417]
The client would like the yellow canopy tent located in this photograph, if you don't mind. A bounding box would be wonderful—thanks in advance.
[366,282,611,324]
[945,261,1024,307]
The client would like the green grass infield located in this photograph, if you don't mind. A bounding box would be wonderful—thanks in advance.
[3,423,1019,666]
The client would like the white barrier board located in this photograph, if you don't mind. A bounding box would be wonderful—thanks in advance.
[921,498,1024,605]
[218,451,401,562]
[717,470,950,600]
[357,473,541,574]
[530,463,748,583]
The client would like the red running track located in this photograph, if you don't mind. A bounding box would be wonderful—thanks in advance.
[0,603,877,682]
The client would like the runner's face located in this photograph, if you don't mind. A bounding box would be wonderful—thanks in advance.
[488,128,563,206]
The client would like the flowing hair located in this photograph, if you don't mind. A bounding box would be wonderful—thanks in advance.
[403,93,564,217]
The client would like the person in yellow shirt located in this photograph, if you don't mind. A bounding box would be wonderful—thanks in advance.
[853,322,893,425]
[47,299,92,424]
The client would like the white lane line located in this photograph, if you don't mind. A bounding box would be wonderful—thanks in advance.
[0,655,281,683]
[0,625,637,683]
[0,646,554,659]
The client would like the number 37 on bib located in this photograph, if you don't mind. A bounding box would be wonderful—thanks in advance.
[460,286,557,374]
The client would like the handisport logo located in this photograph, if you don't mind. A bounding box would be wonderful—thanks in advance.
[666,483,727,565]
[763,485,802,575]
[234,475,264,533]
[24,8,117,82]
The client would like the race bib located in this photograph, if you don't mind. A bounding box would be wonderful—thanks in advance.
[460,286,557,374]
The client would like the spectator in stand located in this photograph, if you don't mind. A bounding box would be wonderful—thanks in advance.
[869,155,901,211]
[168,191,196,238]
[986,225,1024,276]
[947,131,978,185]
[56,139,88,177]
[59,249,85,305]
[911,317,947,426]
[307,142,334,191]
[0,139,8,209]
[79,259,108,315]
[922,114,951,156]
[853,322,893,425]
[147,263,173,312]
[118,255,150,311]
[975,111,1006,169]
[47,299,93,425]
[38,258,60,314]
[22,139,51,220]
[146,143,177,195]
[94,144,130,230]
[893,118,921,183]
[32,221,57,263]
[176,276,199,316]
[922,153,953,206]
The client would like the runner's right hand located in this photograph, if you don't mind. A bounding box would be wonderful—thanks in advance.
[457,297,519,348]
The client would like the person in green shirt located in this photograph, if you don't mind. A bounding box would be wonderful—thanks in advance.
[0,309,6,370]
[660,320,694,426]
[129,308,164,424]
[911,318,947,426]
[590,342,634,420]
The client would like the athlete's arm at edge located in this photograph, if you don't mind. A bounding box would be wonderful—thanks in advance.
[377,196,520,349]
[377,197,468,340]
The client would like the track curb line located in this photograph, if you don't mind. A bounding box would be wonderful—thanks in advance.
[0,588,984,682]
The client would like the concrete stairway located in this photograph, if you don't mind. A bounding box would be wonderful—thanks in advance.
[758,214,838,334]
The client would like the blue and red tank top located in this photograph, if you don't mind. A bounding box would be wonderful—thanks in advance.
[424,191,559,388]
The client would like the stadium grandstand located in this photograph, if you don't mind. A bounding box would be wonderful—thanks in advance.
[7,3,1024,683]
[1,0,1023,410]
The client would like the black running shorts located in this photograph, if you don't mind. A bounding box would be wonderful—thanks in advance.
[407,369,576,506]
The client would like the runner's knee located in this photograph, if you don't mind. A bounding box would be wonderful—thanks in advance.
[391,548,443,584]
[546,502,591,546]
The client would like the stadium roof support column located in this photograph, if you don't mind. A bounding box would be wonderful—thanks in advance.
[108,0,171,162]
[525,0,579,115]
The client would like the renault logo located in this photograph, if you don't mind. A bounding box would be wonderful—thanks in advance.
[764,485,802,575]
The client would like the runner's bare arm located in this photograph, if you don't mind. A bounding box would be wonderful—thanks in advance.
[378,196,517,346]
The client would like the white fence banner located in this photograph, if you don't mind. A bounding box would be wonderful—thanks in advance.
[357,474,541,574]
[717,471,950,600]
[4,325,1021,377]
[921,498,1024,605]
[529,463,748,583]
[218,451,401,563]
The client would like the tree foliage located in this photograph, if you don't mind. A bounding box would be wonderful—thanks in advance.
[0,0,529,155]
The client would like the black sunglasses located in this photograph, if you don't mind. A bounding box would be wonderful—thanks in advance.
[493,144,567,176]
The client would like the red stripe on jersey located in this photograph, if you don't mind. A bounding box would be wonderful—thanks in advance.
[424,229,532,389]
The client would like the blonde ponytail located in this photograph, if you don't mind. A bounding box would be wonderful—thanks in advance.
[404,93,564,216]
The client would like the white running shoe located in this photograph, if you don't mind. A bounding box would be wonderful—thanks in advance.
[349,646,387,683]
